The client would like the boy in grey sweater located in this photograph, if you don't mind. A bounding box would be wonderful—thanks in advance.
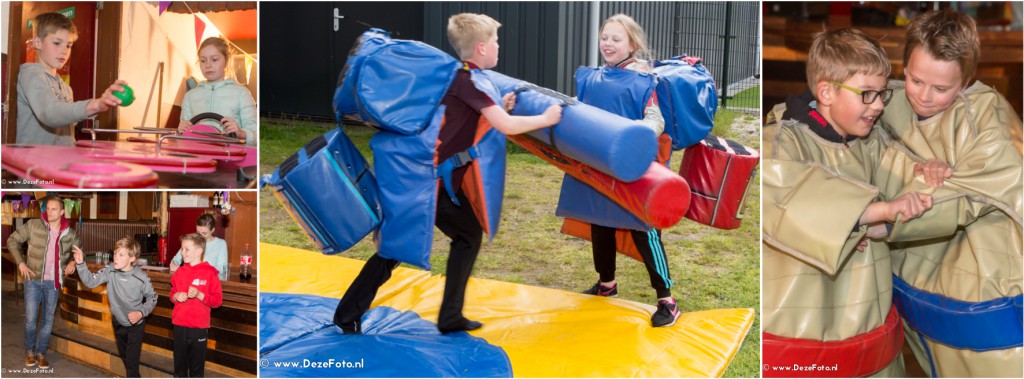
[17,12,126,145]
[74,237,157,378]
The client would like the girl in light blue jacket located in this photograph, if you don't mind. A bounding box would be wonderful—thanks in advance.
[178,37,257,146]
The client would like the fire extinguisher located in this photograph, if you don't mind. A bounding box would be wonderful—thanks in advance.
[158,232,169,266]
[25,38,36,64]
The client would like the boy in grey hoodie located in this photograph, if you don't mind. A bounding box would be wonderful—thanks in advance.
[16,12,126,145]
[74,237,157,378]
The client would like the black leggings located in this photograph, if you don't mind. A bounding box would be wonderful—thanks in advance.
[335,188,483,329]
[591,223,674,298]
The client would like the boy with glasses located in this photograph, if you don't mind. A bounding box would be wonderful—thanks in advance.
[761,28,934,377]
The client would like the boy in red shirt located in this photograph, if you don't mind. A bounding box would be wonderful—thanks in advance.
[170,233,223,378]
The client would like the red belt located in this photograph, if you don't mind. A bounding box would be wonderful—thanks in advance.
[762,304,904,378]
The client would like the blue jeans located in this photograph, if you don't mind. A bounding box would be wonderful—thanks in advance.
[24,280,59,355]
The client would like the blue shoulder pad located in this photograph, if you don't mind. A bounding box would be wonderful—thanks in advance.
[652,57,718,150]
[333,29,460,135]
[265,128,382,255]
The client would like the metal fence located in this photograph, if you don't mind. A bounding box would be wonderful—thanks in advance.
[260,2,761,119]
[423,2,760,113]
[663,2,761,112]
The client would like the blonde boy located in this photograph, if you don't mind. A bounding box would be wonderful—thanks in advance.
[170,233,223,377]
[334,13,561,335]
[877,9,1024,377]
[74,237,157,378]
[761,28,932,377]
[17,12,126,145]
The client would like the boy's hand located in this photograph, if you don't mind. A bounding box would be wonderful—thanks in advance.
[221,117,246,140]
[855,237,869,252]
[127,310,143,325]
[73,245,84,264]
[187,286,199,298]
[178,120,193,135]
[542,104,563,126]
[856,224,889,252]
[174,292,188,303]
[865,223,889,239]
[886,192,932,222]
[502,93,517,112]
[913,158,952,187]
[64,261,77,277]
[87,80,128,115]
[169,261,180,273]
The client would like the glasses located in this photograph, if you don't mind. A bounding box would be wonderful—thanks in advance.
[830,81,893,104]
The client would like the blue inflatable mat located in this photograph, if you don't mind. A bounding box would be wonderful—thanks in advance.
[263,128,381,255]
[259,293,513,378]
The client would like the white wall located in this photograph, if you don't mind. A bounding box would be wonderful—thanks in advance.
[116,2,224,132]
[1,2,9,54]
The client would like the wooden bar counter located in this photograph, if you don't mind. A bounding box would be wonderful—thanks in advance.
[59,261,257,377]
[763,15,1023,117]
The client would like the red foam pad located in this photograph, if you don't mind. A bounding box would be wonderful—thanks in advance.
[561,218,643,262]
[509,134,690,229]
[679,136,759,230]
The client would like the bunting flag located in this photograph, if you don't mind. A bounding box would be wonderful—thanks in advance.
[194,15,206,48]
[158,1,171,15]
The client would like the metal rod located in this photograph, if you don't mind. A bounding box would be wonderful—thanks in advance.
[141,62,163,128]
[157,62,163,128]
[588,1,600,67]
[133,127,176,133]
[81,128,169,143]
[720,2,733,109]
[156,135,245,155]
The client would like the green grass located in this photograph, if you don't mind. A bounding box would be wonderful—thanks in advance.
[260,117,760,377]
[722,85,760,110]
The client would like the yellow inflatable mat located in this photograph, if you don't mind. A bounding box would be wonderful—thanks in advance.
[259,243,754,377]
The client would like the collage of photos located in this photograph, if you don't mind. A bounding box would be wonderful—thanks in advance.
[0,1,1020,379]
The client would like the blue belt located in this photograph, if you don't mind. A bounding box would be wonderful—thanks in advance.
[435,146,480,206]
[892,274,1023,351]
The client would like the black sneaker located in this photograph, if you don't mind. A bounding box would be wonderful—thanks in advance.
[438,318,483,334]
[336,320,362,335]
[581,281,618,297]
[651,298,681,327]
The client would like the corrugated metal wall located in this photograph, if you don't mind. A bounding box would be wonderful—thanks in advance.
[423,2,591,94]
[261,2,761,119]
[643,2,760,89]
[600,2,677,60]
[422,1,759,97]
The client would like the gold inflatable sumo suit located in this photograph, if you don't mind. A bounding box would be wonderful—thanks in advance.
[875,81,1023,378]
[762,99,906,378]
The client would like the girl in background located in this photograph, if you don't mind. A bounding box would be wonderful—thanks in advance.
[178,37,257,146]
